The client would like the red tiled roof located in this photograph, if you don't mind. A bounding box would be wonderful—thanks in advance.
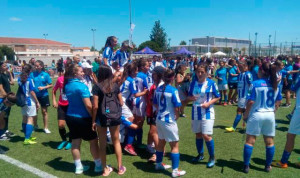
[0,37,70,46]
[71,47,90,50]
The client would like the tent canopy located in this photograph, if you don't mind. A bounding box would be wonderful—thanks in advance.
[134,46,158,54]
[204,52,212,57]
[174,47,194,55]
[214,51,226,56]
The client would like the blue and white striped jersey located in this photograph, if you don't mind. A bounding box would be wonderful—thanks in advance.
[153,84,182,123]
[18,78,36,106]
[134,72,148,106]
[188,78,220,120]
[102,46,115,66]
[120,76,137,101]
[113,50,128,67]
[147,71,153,89]
[247,79,282,113]
[237,71,253,99]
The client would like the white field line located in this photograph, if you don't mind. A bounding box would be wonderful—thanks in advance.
[0,154,57,178]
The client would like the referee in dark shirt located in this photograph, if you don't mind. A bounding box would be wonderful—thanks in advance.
[0,61,14,140]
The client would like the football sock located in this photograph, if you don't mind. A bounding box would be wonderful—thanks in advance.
[266,145,275,166]
[243,144,253,166]
[196,138,204,155]
[233,114,242,129]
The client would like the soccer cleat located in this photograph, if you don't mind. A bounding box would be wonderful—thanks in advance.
[243,165,250,173]
[124,144,137,156]
[180,114,186,118]
[172,169,186,177]
[75,165,90,174]
[118,165,126,175]
[192,154,204,162]
[0,134,10,141]
[271,160,288,168]
[225,127,236,132]
[146,145,156,154]
[265,165,272,172]
[5,130,16,137]
[29,137,37,141]
[23,139,37,145]
[57,141,67,150]
[282,104,291,108]
[148,154,156,163]
[44,129,51,134]
[65,142,72,150]
[207,157,215,168]
[94,165,103,173]
[155,163,171,170]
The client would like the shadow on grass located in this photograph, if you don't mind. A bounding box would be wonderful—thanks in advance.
[276,127,288,132]
[275,119,290,125]
[214,125,227,130]
[46,157,100,176]
[132,161,170,177]
[216,158,265,173]
[0,145,9,154]
[42,141,61,149]
[294,149,300,154]
[9,135,23,143]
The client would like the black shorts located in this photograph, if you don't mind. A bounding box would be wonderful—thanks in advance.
[96,116,121,128]
[57,105,68,120]
[228,83,238,89]
[37,96,50,107]
[283,80,293,91]
[147,117,156,125]
[65,116,97,141]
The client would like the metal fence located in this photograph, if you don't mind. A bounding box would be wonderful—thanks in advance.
[249,42,300,57]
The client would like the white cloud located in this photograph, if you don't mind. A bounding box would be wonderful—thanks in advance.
[9,17,22,21]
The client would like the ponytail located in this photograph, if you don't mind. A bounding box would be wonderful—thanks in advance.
[260,62,278,91]
[161,69,175,102]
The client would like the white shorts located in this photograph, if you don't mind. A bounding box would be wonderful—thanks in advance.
[21,105,37,117]
[133,98,146,117]
[156,119,179,142]
[218,84,228,91]
[246,112,275,137]
[288,108,300,135]
[122,104,133,119]
[191,120,214,135]
[238,98,247,109]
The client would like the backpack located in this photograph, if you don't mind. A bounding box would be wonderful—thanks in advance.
[97,84,122,120]
[16,86,26,107]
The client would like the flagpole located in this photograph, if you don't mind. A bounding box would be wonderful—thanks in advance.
[129,0,132,46]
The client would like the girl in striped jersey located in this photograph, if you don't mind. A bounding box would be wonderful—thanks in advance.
[121,63,147,156]
[103,36,118,66]
[226,62,252,132]
[19,72,40,145]
[153,69,185,177]
[132,58,149,148]
[187,64,220,168]
[242,62,282,173]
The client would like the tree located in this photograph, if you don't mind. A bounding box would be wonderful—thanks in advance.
[233,48,239,53]
[241,47,246,55]
[150,20,167,52]
[180,41,187,45]
[138,41,160,52]
[211,47,218,53]
[0,45,15,61]
[90,46,97,51]
[224,47,231,54]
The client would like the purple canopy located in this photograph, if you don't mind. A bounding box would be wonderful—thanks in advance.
[174,47,194,55]
[134,46,158,54]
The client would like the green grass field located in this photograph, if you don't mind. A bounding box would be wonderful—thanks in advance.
[0,78,299,178]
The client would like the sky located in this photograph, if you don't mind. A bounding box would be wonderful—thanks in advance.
[0,0,299,49]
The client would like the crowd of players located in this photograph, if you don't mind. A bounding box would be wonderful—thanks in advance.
[0,35,300,177]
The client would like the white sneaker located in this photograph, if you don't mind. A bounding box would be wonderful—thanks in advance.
[75,165,90,174]
[172,169,186,177]
[44,129,51,134]
[155,163,171,170]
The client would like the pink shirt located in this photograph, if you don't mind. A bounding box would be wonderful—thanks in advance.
[53,76,69,106]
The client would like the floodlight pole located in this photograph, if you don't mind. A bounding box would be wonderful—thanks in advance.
[91,29,96,56]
